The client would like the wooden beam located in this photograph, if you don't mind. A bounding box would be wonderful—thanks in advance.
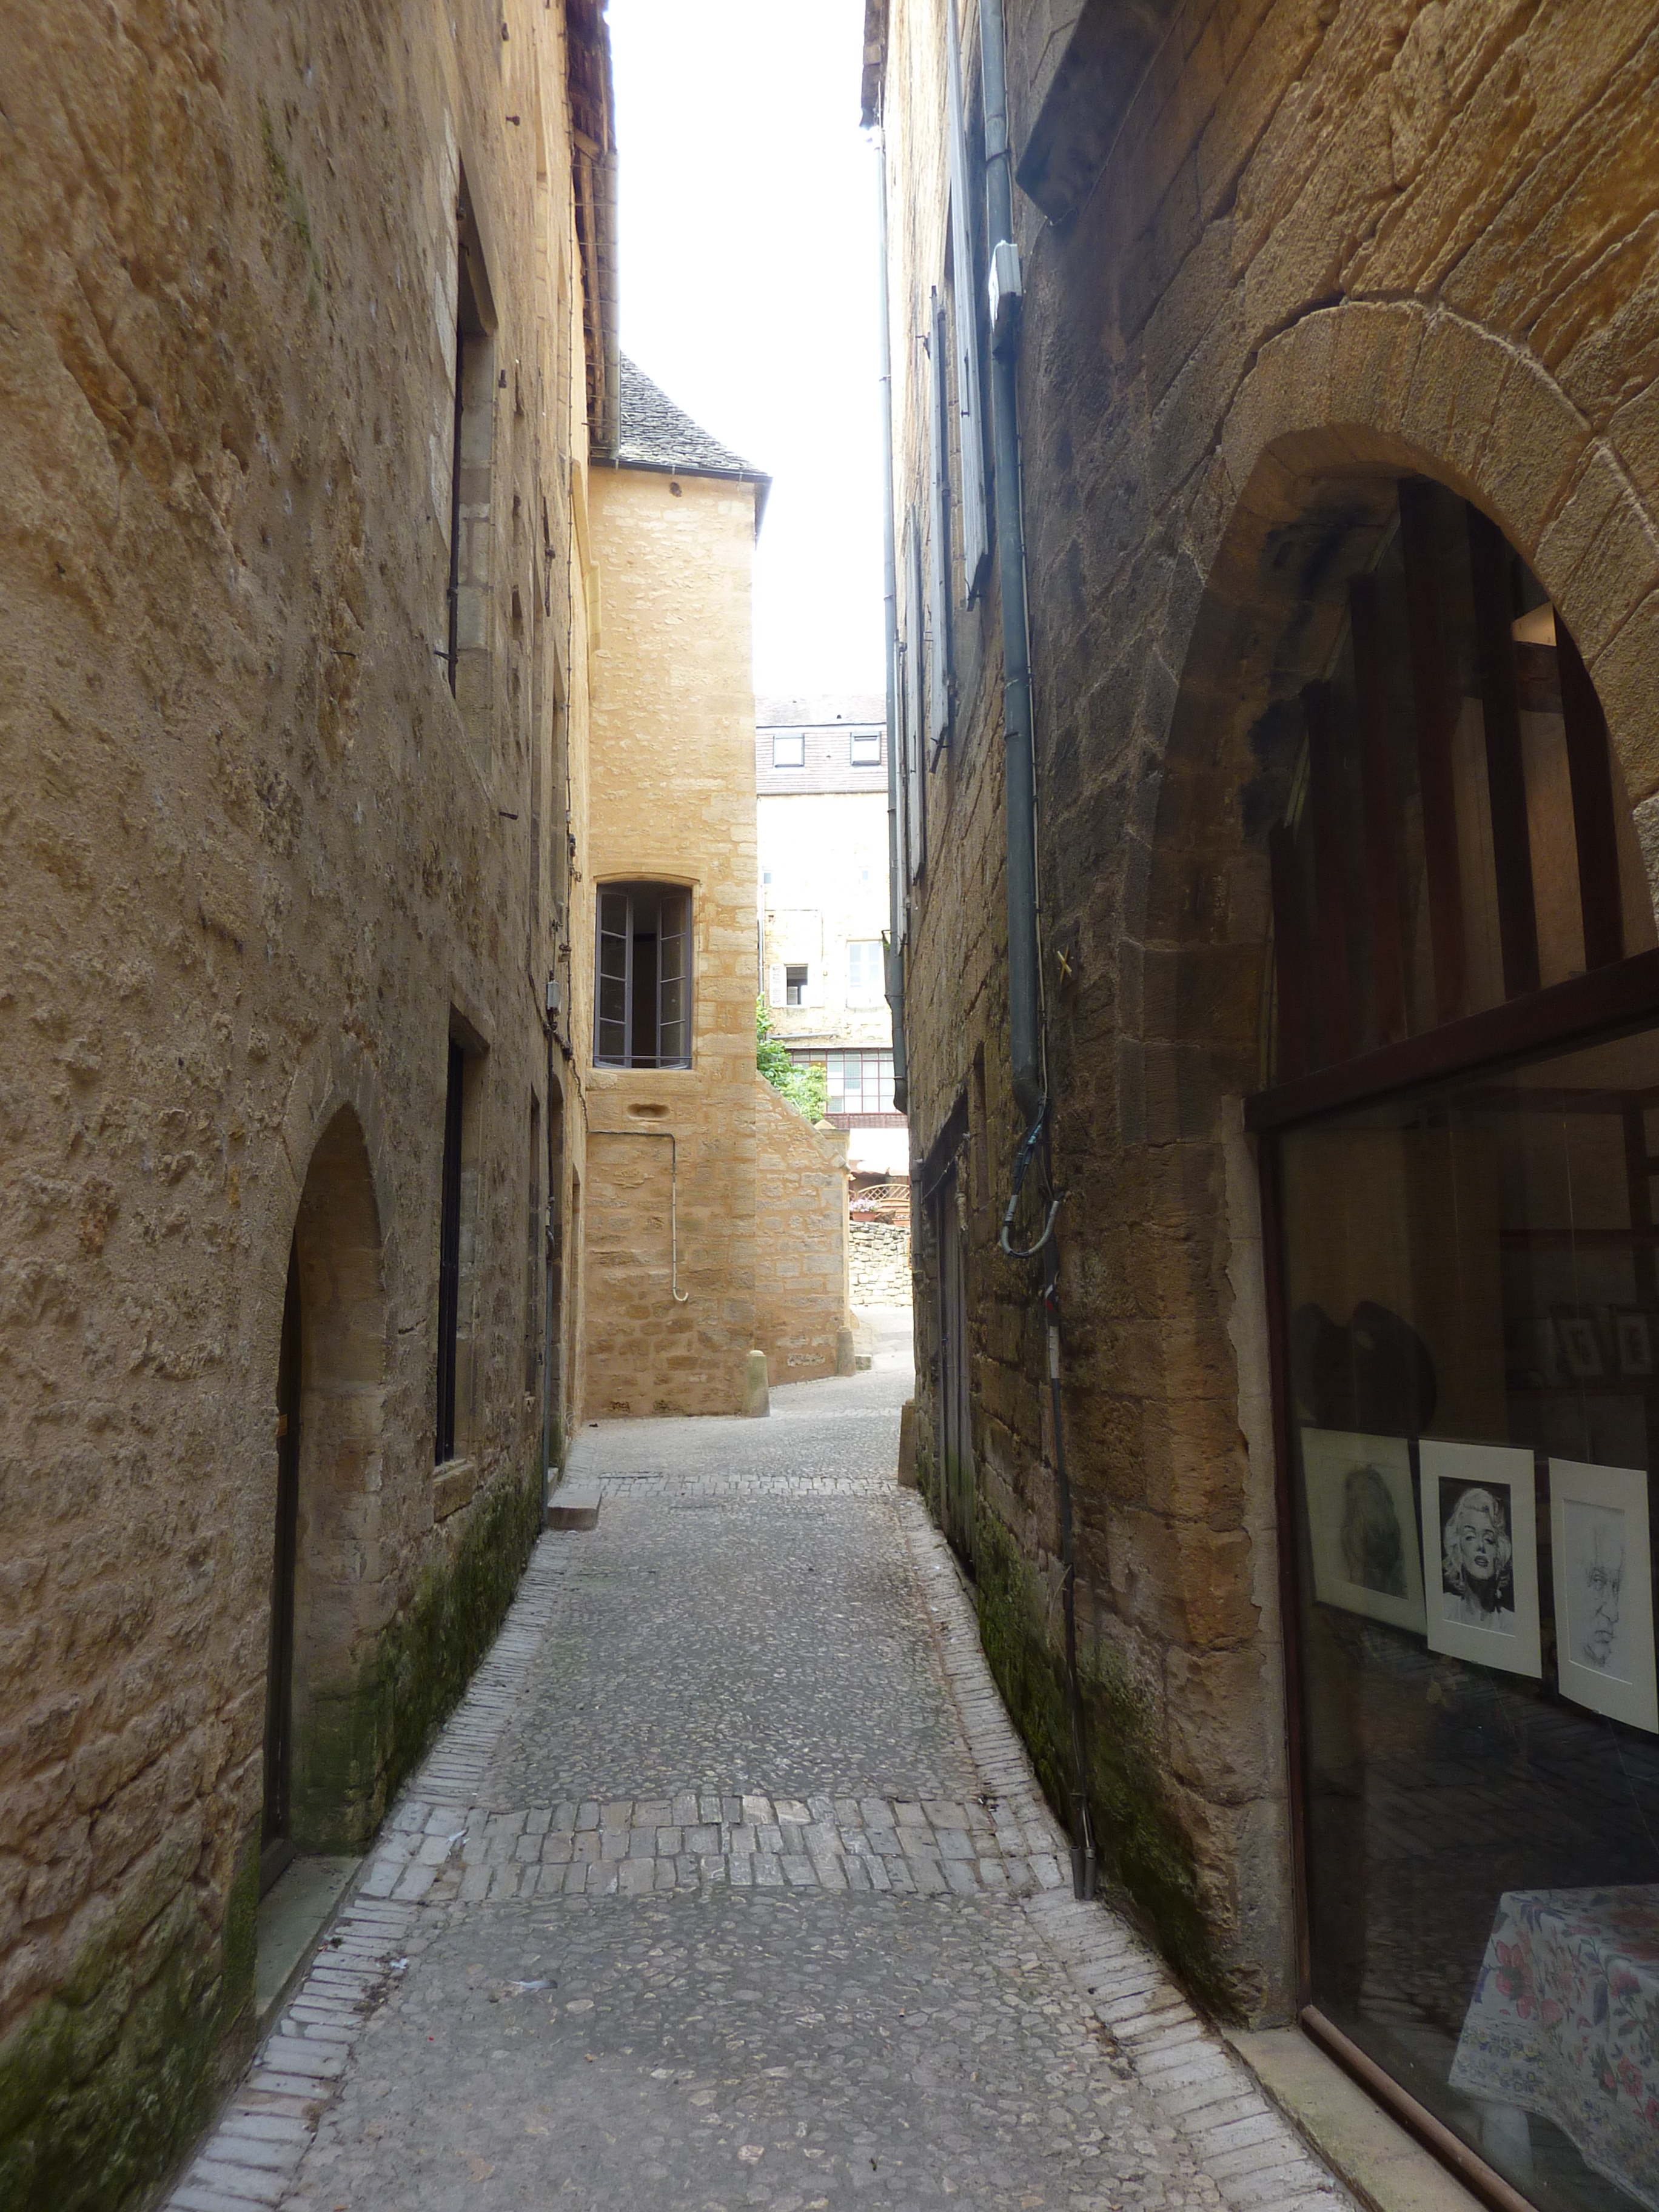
[1349,574,1408,1044]
[1398,480,1466,1025]
[1269,824,1309,1081]
[1303,680,1352,1064]
[1467,501,1540,997]
[1557,618,1624,971]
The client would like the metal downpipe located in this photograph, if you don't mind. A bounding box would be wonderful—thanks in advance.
[979,0,1094,1901]
[876,132,910,1114]
[978,0,1041,1127]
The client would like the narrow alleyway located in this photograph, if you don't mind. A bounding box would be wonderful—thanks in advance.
[170,1317,1352,2212]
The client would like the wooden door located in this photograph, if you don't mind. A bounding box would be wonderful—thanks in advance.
[261,1244,301,1894]
[937,1175,974,1566]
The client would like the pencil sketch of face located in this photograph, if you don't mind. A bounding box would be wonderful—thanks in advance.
[1442,1482,1513,1624]
[1340,1464,1407,1597]
[1566,1501,1626,1675]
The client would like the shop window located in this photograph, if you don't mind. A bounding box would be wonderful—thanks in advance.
[595,883,691,1068]
[1253,479,1659,2212]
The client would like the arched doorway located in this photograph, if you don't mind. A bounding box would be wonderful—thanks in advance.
[263,1105,388,1858]
[1144,454,1659,2209]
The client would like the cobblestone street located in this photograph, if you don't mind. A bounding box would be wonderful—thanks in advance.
[169,1316,1351,2212]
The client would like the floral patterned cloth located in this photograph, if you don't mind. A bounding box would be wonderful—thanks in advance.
[1450,1885,1659,2208]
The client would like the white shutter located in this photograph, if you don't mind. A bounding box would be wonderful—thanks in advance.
[945,0,988,600]
[904,510,927,882]
[926,295,952,761]
[768,964,785,1007]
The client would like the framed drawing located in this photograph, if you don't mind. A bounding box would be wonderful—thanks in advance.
[1301,1429,1426,1633]
[1549,1459,1658,1732]
[1419,1439,1542,1676]
[1614,1310,1654,1379]
[1555,1308,1604,1382]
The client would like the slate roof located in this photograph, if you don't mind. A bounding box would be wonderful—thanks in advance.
[615,355,763,482]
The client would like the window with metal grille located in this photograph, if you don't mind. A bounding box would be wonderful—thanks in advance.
[595,883,691,1068]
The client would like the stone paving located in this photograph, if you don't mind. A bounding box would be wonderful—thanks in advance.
[166,1313,1353,2212]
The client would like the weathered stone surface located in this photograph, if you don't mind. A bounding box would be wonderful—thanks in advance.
[879,0,1659,2023]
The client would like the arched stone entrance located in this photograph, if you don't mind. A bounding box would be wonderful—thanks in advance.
[261,1104,389,1863]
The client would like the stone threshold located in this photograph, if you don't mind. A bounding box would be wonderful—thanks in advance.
[254,1854,360,2036]
[1226,2027,1486,2212]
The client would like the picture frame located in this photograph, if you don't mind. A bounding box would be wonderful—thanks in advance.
[1555,1307,1604,1382]
[1419,1439,1542,1676]
[1549,1458,1658,1732]
[1301,1428,1426,1633]
[1614,1310,1654,1380]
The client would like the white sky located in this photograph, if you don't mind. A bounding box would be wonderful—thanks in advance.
[608,0,886,703]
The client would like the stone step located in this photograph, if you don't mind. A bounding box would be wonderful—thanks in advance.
[545,1481,601,1531]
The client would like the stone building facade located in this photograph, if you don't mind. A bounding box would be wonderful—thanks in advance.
[0,2,612,2202]
[758,695,912,1181]
[873,2,1659,2202]
[577,363,853,1413]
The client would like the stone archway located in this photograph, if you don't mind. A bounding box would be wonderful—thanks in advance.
[276,1103,389,1852]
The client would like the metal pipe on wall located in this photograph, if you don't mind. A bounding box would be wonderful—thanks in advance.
[978,0,1043,1125]
[876,132,910,1116]
[977,0,1094,1902]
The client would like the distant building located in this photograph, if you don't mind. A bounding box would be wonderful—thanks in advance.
[756,697,908,1178]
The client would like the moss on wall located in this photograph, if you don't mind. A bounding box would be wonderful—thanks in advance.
[293,1463,542,1849]
[973,1510,1232,2016]
[0,1469,540,2208]
[0,1866,230,2212]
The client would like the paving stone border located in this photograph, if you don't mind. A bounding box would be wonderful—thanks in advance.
[590,1469,895,1497]
[896,1492,1353,2212]
[417,1784,1070,1901]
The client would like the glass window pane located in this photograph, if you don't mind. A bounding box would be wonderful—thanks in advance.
[1279,1018,1659,2212]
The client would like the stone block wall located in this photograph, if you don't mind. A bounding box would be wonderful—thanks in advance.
[579,465,763,1417]
[880,0,1659,2023]
[0,2,598,2200]
[754,1077,851,1383]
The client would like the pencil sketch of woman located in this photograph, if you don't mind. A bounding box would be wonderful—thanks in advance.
[1441,1482,1517,1633]
[1340,1464,1408,1598]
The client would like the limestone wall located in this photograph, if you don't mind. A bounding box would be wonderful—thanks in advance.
[754,1078,851,1383]
[880,0,1659,2022]
[579,466,762,1416]
[0,1,597,2197]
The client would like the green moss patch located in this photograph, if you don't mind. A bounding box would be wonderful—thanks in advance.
[973,1510,1232,2016]
[293,1463,542,1850]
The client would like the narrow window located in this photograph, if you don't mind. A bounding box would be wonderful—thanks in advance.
[525,1094,541,1396]
[773,732,806,768]
[785,964,808,1007]
[435,1040,466,1464]
[593,883,693,1068]
[847,940,883,1004]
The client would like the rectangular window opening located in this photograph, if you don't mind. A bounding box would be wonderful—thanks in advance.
[785,964,808,1008]
[594,883,692,1068]
[772,732,806,768]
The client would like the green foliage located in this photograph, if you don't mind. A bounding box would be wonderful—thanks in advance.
[756,999,827,1122]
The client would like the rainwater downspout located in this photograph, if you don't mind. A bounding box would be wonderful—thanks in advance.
[876,135,909,1114]
[598,1128,689,1304]
[979,0,1095,1901]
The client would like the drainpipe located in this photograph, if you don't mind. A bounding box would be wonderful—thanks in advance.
[876,134,910,1115]
[979,0,1094,1902]
[979,0,1041,1125]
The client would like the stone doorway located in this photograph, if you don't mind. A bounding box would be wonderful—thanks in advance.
[256,1105,387,2022]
